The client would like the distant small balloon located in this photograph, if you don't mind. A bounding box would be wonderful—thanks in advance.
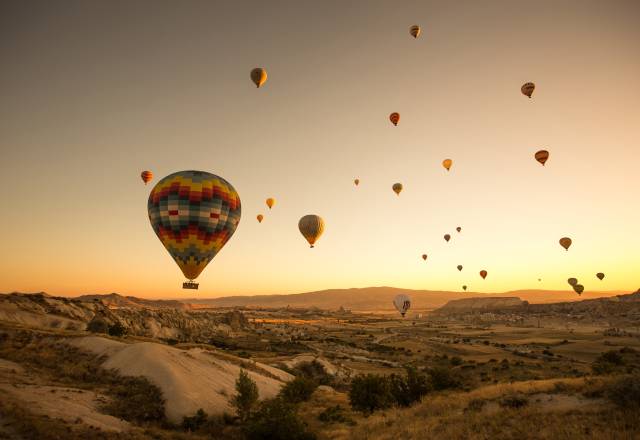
[456,226,462,233]
[251,68,267,88]
[409,25,421,38]
[535,150,549,166]
[573,284,584,295]
[521,82,535,98]
[444,234,451,242]
[392,183,403,196]
[457,265,463,271]
[480,270,487,279]
[141,170,153,185]
[257,214,264,223]
[559,237,572,251]
[596,272,605,280]
[422,254,427,261]
[442,159,453,171]
[462,285,467,291]
[389,112,400,126]
[567,278,578,286]
[354,179,360,186]
[266,198,275,209]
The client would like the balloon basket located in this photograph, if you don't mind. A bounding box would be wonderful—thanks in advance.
[182,281,199,290]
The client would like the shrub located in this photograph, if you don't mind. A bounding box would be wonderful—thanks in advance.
[600,350,624,365]
[107,322,127,337]
[231,369,259,422]
[606,375,640,408]
[318,405,354,425]
[593,350,626,374]
[102,376,166,423]
[293,360,332,385]
[349,374,393,414]
[499,394,528,409]
[244,398,316,440]
[86,317,109,334]
[181,408,208,432]
[465,398,486,412]
[450,356,463,366]
[279,376,318,404]
[428,366,461,391]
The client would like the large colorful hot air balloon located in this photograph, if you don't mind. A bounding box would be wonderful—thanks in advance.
[251,68,267,88]
[141,170,153,185]
[567,277,578,286]
[480,270,487,279]
[442,159,452,171]
[393,294,411,317]
[573,284,584,295]
[456,226,462,233]
[596,272,605,280]
[457,265,463,271]
[354,179,360,186]
[444,234,451,242]
[409,25,421,38]
[257,214,264,223]
[392,183,403,195]
[389,112,400,126]
[266,198,275,209]
[559,237,572,251]
[521,82,535,98]
[298,215,324,248]
[147,171,241,289]
[422,254,427,261]
[535,150,549,166]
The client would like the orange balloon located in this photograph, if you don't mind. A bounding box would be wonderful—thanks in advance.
[480,270,487,279]
[266,198,275,209]
[442,159,452,171]
[535,150,549,166]
[559,237,572,251]
[141,170,153,185]
[389,112,400,126]
[257,214,264,223]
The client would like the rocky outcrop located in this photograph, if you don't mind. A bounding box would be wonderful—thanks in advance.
[435,297,527,314]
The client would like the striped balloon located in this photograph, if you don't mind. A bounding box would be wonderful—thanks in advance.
[251,68,268,88]
[521,82,535,98]
[393,294,411,317]
[535,150,549,166]
[147,171,241,282]
[141,170,153,185]
[298,215,324,248]
[389,112,400,126]
[409,25,421,38]
[392,183,403,195]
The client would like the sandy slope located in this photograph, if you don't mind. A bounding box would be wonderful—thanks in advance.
[71,337,293,422]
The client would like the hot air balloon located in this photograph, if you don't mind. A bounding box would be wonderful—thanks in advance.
[538,278,542,282]
[521,82,535,98]
[462,285,467,291]
[559,237,572,251]
[251,68,267,88]
[257,214,264,223]
[535,150,549,166]
[393,294,411,317]
[456,226,462,233]
[141,171,153,185]
[442,159,452,171]
[567,278,578,286]
[422,254,427,261]
[444,234,451,242]
[596,272,605,280]
[354,179,360,186]
[480,270,487,279]
[389,112,400,126]
[148,171,241,289]
[298,215,324,248]
[457,265,463,271]
[266,198,275,209]
[392,183,403,196]
[573,284,584,295]
[409,25,421,38]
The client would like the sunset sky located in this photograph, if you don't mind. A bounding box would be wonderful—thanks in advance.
[1,0,639,298]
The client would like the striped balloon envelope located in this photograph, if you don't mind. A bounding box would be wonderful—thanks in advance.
[521,82,535,98]
[389,112,400,126]
[534,150,549,166]
[141,170,153,185]
[147,170,241,285]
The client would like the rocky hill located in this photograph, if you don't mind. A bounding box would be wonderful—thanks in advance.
[434,297,527,313]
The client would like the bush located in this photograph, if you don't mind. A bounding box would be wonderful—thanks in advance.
[450,356,463,366]
[107,322,127,337]
[606,375,640,408]
[244,398,316,440]
[181,408,208,432]
[279,376,318,404]
[428,366,461,391]
[349,374,393,414]
[231,369,259,422]
[102,376,166,423]
[86,317,109,334]
[593,350,626,374]
[293,360,332,385]
[318,405,354,425]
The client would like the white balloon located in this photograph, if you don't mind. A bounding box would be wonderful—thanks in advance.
[393,294,411,317]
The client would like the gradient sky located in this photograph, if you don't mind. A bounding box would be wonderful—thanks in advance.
[1,0,639,298]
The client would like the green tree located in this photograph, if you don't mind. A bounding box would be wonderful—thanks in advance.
[231,369,259,422]
[348,374,393,414]
[244,398,316,440]
[279,376,318,404]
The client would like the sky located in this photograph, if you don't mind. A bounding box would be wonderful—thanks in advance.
[1,0,639,298]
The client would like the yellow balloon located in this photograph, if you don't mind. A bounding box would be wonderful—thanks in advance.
[298,215,325,248]
[251,68,268,88]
